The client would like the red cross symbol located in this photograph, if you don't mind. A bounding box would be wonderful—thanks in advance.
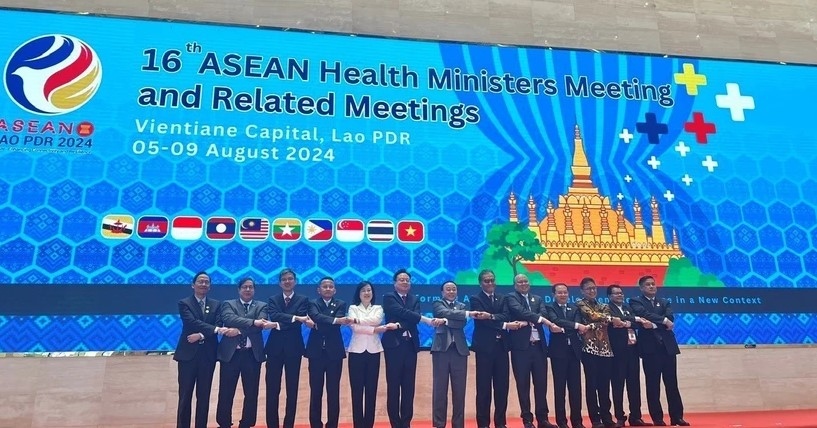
[684,112,716,144]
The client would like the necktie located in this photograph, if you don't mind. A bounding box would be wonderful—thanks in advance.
[560,304,567,317]
[243,302,250,313]
[284,296,291,308]
[199,299,205,312]
[401,295,407,305]
[448,300,455,309]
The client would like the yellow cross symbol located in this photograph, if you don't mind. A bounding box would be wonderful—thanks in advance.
[674,63,707,95]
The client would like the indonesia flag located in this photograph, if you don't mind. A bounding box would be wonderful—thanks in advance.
[335,219,364,242]
[171,216,203,240]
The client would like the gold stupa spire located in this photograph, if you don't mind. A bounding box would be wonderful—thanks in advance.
[568,125,599,195]
[650,196,666,243]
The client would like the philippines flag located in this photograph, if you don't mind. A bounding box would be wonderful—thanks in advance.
[239,218,270,240]
[336,219,364,242]
[206,217,236,240]
[305,219,333,241]
[171,216,203,240]
[136,216,168,239]
[367,220,395,242]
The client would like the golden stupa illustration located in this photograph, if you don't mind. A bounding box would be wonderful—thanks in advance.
[507,125,684,285]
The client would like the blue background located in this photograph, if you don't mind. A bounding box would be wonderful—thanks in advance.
[0,9,815,351]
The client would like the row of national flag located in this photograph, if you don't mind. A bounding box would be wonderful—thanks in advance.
[100,215,425,243]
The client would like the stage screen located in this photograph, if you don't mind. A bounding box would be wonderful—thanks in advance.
[0,8,815,352]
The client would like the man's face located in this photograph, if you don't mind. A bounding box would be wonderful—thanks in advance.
[239,280,255,301]
[553,284,569,304]
[279,272,296,293]
[640,277,657,298]
[514,274,530,294]
[441,282,458,302]
[581,280,597,300]
[479,272,496,294]
[609,287,625,305]
[318,279,335,300]
[394,272,411,294]
[192,273,210,297]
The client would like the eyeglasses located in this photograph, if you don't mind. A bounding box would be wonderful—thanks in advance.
[610,292,624,295]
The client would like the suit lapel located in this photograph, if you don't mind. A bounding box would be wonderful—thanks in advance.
[191,296,205,319]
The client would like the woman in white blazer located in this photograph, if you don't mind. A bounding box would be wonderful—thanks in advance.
[347,281,397,428]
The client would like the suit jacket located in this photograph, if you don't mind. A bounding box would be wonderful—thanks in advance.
[545,302,583,359]
[305,298,348,360]
[505,291,549,355]
[469,292,510,354]
[173,295,221,362]
[628,295,680,355]
[607,302,639,357]
[381,291,421,351]
[217,299,267,363]
[264,292,309,358]
[430,300,469,356]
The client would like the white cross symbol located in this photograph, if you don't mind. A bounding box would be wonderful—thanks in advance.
[702,155,719,172]
[715,83,755,121]
[647,156,661,169]
[681,174,694,186]
[619,129,634,144]
[624,174,633,183]
[663,190,675,201]
[617,192,624,200]
[674,141,690,157]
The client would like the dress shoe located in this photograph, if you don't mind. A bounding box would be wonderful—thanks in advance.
[603,421,619,428]
[557,424,569,428]
[630,420,653,426]
[524,422,536,428]
[653,422,667,426]
[539,422,558,428]
[671,420,690,426]
[572,425,586,428]
[591,424,605,428]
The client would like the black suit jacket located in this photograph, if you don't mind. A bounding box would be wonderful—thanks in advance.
[430,300,469,356]
[381,291,421,351]
[218,299,267,363]
[469,292,510,353]
[545,302,583,359]
[265,293,309,358]
[505,291,549,355]
[628,295,680,355]
[173,295,221,362]
[608,302,638,357]
[305,298,348,360]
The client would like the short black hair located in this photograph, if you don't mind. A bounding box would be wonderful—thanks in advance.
[440,280,457,291]
[607,284,623,296]
[551,282,568,294]
[478,269,495,283]
[318,276,335,284]
[638,275,655,287]
[579,277,596,289]
[279,268,297,281]
[237,277,255,288]
[192,271,209,284]
[352,281,374,305]
[393,268,411,282]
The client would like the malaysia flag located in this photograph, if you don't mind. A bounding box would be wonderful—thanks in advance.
[206,217,236,240]
[239,218,270,240]
[336,219,364,242]
[305,219,333,241]
[171,216,203,240]
[136,216,168,239]
[367,220,395,242]
[397,220,424,243]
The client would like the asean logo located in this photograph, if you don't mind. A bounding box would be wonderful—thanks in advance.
[4,34,102,115]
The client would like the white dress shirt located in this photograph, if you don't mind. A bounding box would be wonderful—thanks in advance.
[347,304,385,354]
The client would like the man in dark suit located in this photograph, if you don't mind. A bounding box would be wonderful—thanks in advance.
[265,268,314,428]
[305,277,351,428]
[431,281,490,428]
[216,278,275,428]
[174,271,225,428]
[469,269,525,428]
[506,273,559,428]
[545,283,588,428]
[607,284,652,427]
[382,268,443,428]
[629,276,689,427]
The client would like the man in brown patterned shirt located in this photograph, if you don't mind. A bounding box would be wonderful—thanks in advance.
[576,277,616,428]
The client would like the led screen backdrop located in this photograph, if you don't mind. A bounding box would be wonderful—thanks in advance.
[0,8,815,351]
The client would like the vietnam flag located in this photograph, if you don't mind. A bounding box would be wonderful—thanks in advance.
[397,220,424,243]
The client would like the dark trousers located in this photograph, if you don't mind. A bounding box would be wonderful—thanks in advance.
[176,356,216,428]
[642,350,684,423]
[384,340,418,428]
[581,353,613,425]
[308,352,343,428]
[510,345,550,425]
[432,347,468,428]
[348,351,381,428]
[474,347,510,428]
[216,349,262,428]
[551,355,583,427]
[265,355,302,428]
[611,345,643,423]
